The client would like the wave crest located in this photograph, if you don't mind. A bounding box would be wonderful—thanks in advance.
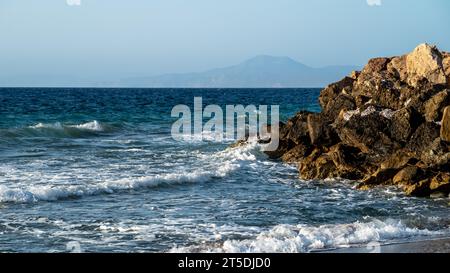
[172,218,447,253]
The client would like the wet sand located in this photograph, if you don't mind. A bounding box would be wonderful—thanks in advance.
[322,237,450,253]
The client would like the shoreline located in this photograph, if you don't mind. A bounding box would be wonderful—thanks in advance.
[319,237,450,253]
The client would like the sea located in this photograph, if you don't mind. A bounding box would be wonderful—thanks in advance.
[0,88,448,252]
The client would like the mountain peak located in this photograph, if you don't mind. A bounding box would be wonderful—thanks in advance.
[240,55,307,68]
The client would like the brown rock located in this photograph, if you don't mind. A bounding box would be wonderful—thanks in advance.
[389,107,422,143]
[441,106,450,142]
[392,166,419,184]
[281,111,311,145]
[403,179,431,197]
[298,148,337,180]
[387,55,408,82]
[354,72,403,110]
[430,172,450,193]
[319,77,355,109]
[328,144,366,180]
[323,94,356,120]
[336,112,398,154]
[362,57,391,74]
[265,139,294,159]
[442,52,450,87]
[424,90,449,122]
[408,122,441,153]
[307,113,337,146]
[281,144,312,163]
[419,137,449,167]
[380,150,416,170]
[349,70,360,80]
[406,43,447,88]
[357,168,398,189]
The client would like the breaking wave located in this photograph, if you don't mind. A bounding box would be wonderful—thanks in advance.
[0,142,264,203]
[1,120,117,139]
[171,218,449,253]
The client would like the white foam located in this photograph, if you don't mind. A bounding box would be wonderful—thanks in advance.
[29,120,104,132]
[172,218,446,253]
[0,142,262,203]
[29,122,64,129]
[70,120,104,131]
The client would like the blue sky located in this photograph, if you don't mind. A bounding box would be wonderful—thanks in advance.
[0,0,449,82]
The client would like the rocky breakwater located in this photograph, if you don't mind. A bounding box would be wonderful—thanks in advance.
[267,44,450,197]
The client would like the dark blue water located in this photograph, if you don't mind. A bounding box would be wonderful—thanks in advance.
[0,88,448,253]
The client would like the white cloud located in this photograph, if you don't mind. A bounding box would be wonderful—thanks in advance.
[366,0,382,6]
[67,0,81,6]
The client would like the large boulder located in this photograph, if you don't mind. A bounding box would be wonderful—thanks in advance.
[430,172,450,193]
[408,122,441,153]
[281,143,312,163]
[441,106,450,142]
[336,111,398,154]
[319,77,355,110]
[298,148,337,180]
[424,90,449,122]
[389,107,422,143]
[406,43,447,88]
[393,165,419,185]
[306,113,338,146]
[387,55,408,82]
[281,111,311,145]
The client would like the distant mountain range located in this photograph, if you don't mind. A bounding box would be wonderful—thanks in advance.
[120,55,359,88]
[0,56,359,88]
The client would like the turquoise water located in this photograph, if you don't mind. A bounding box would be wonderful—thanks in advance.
[0,88,448,252]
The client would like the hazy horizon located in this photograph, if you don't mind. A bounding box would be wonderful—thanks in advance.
[1,0,449,86]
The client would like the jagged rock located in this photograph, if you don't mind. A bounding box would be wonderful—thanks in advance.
[298,148,337,180]
[319,77,354,109]
[387,55,408,82]
[323,94,356,120]
[328,144,366,179]
[306,113,337,146]
[403,179,431,197]
[265,139,294,159]
[393,166,419,184]
[419,137,449,167]
[336,111,398,154]
[349,70,360,80]
[389,107,422,143]
[408,122,441,153]
[281,111,311,145]
[441,106,450,142]
[354,72,404,110]
[443,52,450,86]
[357,168,398,189]
[281,144,312,163]
[424,90,449,122]
[379,149,416,170]
[406,43,447,88]
[430,172,450,193]
[363,57,391,74]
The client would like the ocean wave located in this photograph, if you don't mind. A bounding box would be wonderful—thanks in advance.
[2,120,116,138]
[30,120,105,131]
[0,143,262,203]
[0,171,212,203]
[171,218,448,253]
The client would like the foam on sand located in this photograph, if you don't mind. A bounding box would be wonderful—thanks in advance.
[172,218,448,253]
